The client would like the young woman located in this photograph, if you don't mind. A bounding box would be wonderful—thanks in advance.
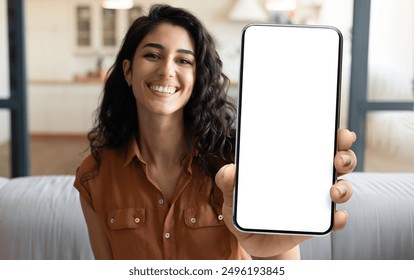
[74,4,356,260]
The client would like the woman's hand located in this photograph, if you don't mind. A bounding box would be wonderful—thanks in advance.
[215,128,357,258]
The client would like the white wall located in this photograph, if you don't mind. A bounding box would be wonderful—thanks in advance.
[25,0,74,81]
[24,0,246,82]
[368,0,413,100]
[0,0,10,143]
[318,0,354,129]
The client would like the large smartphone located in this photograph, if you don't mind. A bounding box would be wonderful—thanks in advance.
[234,24,342,235]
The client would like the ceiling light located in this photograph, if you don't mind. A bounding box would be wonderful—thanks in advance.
[229,0,269,22]
[102,0,133,10]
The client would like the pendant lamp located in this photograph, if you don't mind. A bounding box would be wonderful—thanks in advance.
[228,0,269,22]
[102,0,133,9]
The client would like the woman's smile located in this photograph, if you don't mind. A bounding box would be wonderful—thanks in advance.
[148,83,179,95]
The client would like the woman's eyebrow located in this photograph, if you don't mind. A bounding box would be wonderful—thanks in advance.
[143,43,164,50]
[143,43,195,57]
[178,49,195,57]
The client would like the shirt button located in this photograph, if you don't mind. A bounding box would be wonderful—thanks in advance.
[109,218,115,224]
[218,215,223,221]
[190,217,197,224]
[134,217,140,224]
[164,232,171,239]
[158,199,164,205]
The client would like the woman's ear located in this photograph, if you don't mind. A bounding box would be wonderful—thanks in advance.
[122,59,132,86]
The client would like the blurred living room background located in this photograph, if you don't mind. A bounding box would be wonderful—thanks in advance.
[0,0,413,178]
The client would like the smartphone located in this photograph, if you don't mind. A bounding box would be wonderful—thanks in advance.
[234,24,342,235]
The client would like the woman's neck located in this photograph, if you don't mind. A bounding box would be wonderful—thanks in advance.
[137,113,188,168]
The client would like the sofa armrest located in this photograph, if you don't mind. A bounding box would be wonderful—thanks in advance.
[333,172,414,259]
[0,176,94,260]
[301,172,414,260]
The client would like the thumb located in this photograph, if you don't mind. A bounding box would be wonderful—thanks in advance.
[215,164,236,207]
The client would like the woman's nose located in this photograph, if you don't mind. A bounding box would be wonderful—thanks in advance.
[157,59,175,78]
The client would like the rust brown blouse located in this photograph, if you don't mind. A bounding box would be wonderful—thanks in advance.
[74,137,250,260]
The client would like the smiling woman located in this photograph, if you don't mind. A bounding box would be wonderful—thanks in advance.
[73,4,356,260]
[74,4,241,260]
[122,23,196,118]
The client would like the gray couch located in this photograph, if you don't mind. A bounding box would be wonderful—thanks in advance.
[301,172,414,259]
[0,173,413,260]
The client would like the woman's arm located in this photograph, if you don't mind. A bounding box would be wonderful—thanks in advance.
[79,196,114,259]
[252,245,300,260]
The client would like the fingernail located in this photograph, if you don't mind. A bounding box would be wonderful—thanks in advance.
[336,184,348,198]
[340,210,349,220]
[341,155,352,167]
[351,132,357,142]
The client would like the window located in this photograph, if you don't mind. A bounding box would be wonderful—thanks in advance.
[76,6,91,46]
[349,0,414,172]
[102,8,116,46]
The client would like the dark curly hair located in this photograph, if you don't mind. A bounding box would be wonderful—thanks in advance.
[88,4,236,177]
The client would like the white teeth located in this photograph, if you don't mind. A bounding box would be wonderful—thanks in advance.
[149,84,177,95]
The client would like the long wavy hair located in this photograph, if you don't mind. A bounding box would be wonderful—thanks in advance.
[88,4,236,180]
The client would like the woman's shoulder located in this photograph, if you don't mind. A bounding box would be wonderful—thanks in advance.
[77,154,96,172]
[76,147,126,181]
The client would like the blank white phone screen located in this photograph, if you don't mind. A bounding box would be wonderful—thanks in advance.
[234,24,342,235]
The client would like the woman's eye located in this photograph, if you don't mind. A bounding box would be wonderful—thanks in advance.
[177,58,192,65]
[144,53,160,60]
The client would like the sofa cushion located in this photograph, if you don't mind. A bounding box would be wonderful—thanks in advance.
[0,177,9,190]
[0,175,93,260]
[332,172,414,259]
[301,172,414,260]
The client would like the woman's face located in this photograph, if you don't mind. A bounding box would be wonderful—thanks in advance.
[123,23,196,118]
